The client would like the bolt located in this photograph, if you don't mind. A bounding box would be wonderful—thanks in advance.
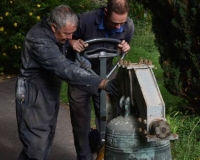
[160,127,167,133]
[138,118,142,122]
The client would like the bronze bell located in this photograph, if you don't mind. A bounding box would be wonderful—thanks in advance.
[104,96,172,160]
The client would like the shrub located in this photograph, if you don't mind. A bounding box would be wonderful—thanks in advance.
[136,0,200,113]
[0,0,107,73]
[0,0,56,73]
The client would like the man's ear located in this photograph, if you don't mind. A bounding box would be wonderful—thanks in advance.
[51,24,56,33]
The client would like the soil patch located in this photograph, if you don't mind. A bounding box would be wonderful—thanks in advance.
[0,73,17,82]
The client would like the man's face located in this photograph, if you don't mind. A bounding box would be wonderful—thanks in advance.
[51,23,77,44]
[104,10,128,30]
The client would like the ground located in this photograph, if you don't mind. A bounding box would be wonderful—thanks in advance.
[0,73,16,82]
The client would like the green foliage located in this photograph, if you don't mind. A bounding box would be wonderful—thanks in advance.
[130,20,157,53]
[60,81,68,104]
[135,0,200,113]
[0,0,55,73]
[168,113,200,160]
[62,0,107,14]
[127,0,145,19]
[0,0,106,73]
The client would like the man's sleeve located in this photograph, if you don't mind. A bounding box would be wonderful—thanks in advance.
[30,38,103,95]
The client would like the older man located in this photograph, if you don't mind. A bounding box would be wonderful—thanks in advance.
[15,5,117,160]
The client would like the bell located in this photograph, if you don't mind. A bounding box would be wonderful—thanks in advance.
[104,62,178,160]
[104,97,172,160]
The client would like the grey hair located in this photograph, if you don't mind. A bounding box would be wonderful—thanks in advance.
[46,5,78,30]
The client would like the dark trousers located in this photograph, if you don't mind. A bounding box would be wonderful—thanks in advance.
[68,84,100,160]
[16,80,60,160]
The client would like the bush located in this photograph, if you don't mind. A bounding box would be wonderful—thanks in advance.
[0,0,56,73]
[136,0,200,113]
[0,0,107,73]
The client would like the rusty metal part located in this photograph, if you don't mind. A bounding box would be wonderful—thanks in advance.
[149,119,171,139]
[114,61,178,142]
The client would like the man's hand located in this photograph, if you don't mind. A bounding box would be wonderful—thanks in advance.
[102,79,119,98]
[117,40,130,53]
[69,39,88,52]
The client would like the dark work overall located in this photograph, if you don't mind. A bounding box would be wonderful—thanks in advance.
[16,76,62,160]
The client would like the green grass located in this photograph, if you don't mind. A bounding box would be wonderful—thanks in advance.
[169,114,200,160]
[60,81,68,104]
[59,20,200,160]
